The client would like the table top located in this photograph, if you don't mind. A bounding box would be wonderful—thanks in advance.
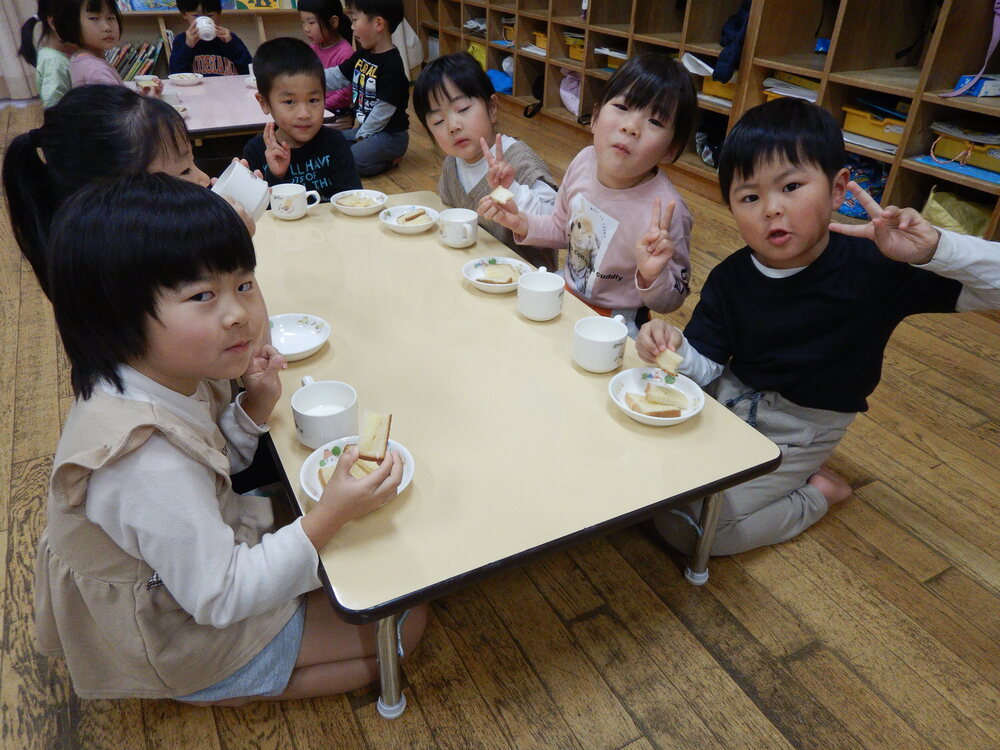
[253,191,780,623]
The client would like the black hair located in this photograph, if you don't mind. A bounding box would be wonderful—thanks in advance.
[52,0,121,47]
[2,85,191,297]
[593,53,696,164]
[253,36,326,100]
[48,173,256,399]
[176,0,222,13]
[345,0,403,33]
[412,52,495,133]
[18,0,56,67]
[718,98,847,204]
[297,0,352,44]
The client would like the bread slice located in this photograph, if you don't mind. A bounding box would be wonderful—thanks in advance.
[654,347,683,376]
[349,457,380,479]
[337,192,375,207]
[625,392,681,418]
[644,383,690,410]
[318,461,336,487]
[490,185,515,205]
[399,208,426,223]
[358,411,392,461]
[480,262,517,284]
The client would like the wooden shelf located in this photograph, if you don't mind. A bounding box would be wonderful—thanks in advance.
[674,151,720,181]
[827,67,921,97]
[632,32,682,48]
[754,52,826,77]
[901,158,1000,196]
[843,141,895,165]
[697,93,733,115]
[542,107,580,126]
[922,92,1000,118]
[684,41,723,56]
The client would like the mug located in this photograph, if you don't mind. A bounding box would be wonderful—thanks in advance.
[291,376,358,449]
[573,314,628,373]
[134,75,159,96]
[517,266,565,321]
[195,15,216,41]
[438,208,478,248]
[211,159,270,221]
[271,183,322,220]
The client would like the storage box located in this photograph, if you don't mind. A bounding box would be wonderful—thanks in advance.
[605,55,623,70]
[952,74,1000,97]
[565,36,584,61]
[931,134,1000,173]
[502,24,514,42]
[702,75,736,100]
[842,105,906,146]
[467,41,486,70]
[532,31,548,50]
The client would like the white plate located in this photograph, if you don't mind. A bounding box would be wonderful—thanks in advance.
[461,256,532,294]
[379,205,439,234]
[300,437,414,503]
[269,313,330,361]
[608,368,705,426]
[330,189,388,216]
[168,73,203,86]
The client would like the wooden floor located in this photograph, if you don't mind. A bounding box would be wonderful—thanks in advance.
[1,100,999,750]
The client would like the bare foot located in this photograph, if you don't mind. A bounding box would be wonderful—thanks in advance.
[808,466,852,505]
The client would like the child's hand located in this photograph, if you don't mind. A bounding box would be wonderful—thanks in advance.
[240,343,287,425]
[478,193,528,237]
[830,181,940,265]
[636,319,681,364]
[215,24,232,43]
[262,122,291,179]
[184,20,200,47]
[634,198,676,287]
[480,135,514,190]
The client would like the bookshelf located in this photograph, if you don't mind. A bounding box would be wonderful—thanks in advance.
[119,9,302,59]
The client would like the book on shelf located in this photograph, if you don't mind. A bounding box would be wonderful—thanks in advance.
[105,39,164,80]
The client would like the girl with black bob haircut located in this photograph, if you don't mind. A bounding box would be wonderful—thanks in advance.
[50,0,122,48]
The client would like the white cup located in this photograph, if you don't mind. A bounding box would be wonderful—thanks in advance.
[211,159,270,221]
[270,183,322,220]
[291,376,358,449]
[573,314,628,373]
[517,266,565,321]
[195,15,216,41]
[134,74,158,95]
[438,207,478,248]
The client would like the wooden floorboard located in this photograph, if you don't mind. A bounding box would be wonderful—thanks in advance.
[1,96,997,749]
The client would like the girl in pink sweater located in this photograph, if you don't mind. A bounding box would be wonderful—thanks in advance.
[299,0,353,114]
[55,0,123,87]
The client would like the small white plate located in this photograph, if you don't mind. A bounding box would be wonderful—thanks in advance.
[269,314,330,361]
[168,73,203,86]
[379,205,439,234]
[608,368,705,426]
[330,189,388,216]
[300,437,414,503]
[462,256,532,294]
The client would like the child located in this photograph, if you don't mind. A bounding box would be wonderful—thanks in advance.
[52,0,123,87]
[322,0,410,176]
[637,98,1000,556]
[413,52,558,270]
[299,0,353,116]
[243,37,361,201]
[35,173,427,701]
[169,0,252,77]
[480,53,696,335]
[19,0,73,108]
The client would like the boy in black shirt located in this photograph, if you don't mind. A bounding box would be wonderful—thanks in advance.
[323,0,409,176]
[169,0,252,76]
[244,37,361,201]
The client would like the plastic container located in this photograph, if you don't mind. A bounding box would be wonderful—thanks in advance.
[532,31,548,50]
[565,36,584,61]
[702,76,736,100]
[502,24,514,42]
[842,105,906,146]
[930,135,1000,173]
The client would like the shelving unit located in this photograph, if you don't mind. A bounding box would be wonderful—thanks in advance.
[120,9,302,59]
[414,0,1000,239]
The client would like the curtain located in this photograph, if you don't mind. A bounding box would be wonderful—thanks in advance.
[0,0,38,101]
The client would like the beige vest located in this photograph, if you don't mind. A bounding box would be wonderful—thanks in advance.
[34,380,299,699]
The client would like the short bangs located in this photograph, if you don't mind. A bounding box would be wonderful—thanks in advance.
[413,53,494,130]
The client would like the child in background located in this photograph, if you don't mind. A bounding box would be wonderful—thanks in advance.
[244,37,361,201]
[35,173,426,702]
[53,0,123,87]
[638,98,1000,556]
[413,52,558,270]
[19,0,73,108]
[322,0,410,176]
[169,0,252,77]
[480,53,696,335]
[299,0,353,117]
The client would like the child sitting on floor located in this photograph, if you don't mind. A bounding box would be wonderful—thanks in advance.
[298,0,354,119]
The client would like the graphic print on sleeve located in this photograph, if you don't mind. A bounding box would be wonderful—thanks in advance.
[566,195,619,299]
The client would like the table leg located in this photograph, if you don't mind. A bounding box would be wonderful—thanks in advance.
[375,614,406,719]
[685,493,721,585]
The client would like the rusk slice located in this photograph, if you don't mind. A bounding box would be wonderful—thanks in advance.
[625,392,682,418]
[489,185,515,205]
[644,383,691,410]
[654,347,683,376]
[399,208,426,223]
[358,411,392,461]
[318,462,336,487]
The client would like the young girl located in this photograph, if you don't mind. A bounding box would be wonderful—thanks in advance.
[53,0,124,87]
[36,173,427,701]
[479,53,697,334]
[413,52,558,270]
[19,0,73,108]
[298,0,353,114]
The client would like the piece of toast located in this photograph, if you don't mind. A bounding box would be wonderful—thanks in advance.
[654,347,683,376]
[489,185,515,205]
[625,392,682,418]
[337,193,375,207]
[644,383,691,410]
[318,462,336,487]
[349,457,380,479]
[480,262,517,284]
[358,411,392,461]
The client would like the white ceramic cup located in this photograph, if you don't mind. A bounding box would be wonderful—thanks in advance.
[270,183,322,220]
[517,266,565,321]
[211,159,270,221]
[134,74,158,94]
[195,15,216,41]
[438,207,478,248]
[291,376,358,449]
[573,314,628,373]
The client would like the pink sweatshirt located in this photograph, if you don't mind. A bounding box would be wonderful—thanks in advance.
[69,51,123,87]
[520,146,692,317]
[310,39,353,110]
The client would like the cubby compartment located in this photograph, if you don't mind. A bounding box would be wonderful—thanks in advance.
[487,46,515,94]
[585,30,627,78]
[516,15,548,58]
[462,5,488,40]
[684,0,746,56]
[676,108,728,181]
[439,28,463,56]
[633,1,684,46]
[513,51,545,103]
[518,0,549,18]
[551,0,588,25]
[416,0,439,28]
[824,83,911,163]
[543,64,586,123]
[439,1,463,35]
[890,168,1000,239]
[488,9,516,48]
[752,0,833,76]
[587,0,631,34]
[544,23,583,69]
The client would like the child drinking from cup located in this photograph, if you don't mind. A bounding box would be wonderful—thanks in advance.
[35,173,427,701]
[18,0,73,108]
[244,37,361,201]
[169,0,252,77]
[480,53,697,335]
[299,0,354,117]
[413,52,558,269]
[53,0,123,87]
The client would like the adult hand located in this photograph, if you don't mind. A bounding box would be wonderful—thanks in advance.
[830,181,940,264]
[634,198,676,286]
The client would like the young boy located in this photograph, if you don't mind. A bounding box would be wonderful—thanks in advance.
[637,98,1000,557]
[169,0,252,77]
[321,0,410,176]
[243,37,361,201]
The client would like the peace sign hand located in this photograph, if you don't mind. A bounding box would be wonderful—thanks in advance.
[480,135,515,190]
[634,198,676,286]
[829,181,940,264]
[263,122,291,179]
